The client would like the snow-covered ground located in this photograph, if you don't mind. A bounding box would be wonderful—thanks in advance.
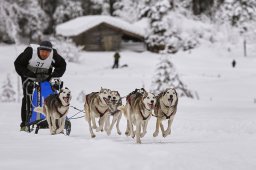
[0,42,256,170]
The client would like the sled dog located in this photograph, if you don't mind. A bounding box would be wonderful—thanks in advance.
[34,87,72,135]
[105,90,122,136]
[153,88,178,138]
[120,89,156,143]
[84,87,111,138]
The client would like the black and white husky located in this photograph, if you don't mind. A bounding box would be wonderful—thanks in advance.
[34,88,72,135]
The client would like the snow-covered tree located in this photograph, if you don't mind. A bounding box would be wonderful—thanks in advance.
[0,74,16,102]
[151,54,194,98]
[141,0,197,53]
[0,0,49,42]
[215,0,256,28]
[50,37,83,63]
[0,1,21,43]
[113,0,144,22]
[15,0,49,42]
[53,0,83,25]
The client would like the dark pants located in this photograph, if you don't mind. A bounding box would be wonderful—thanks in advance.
[112,60,119,69]
[20,79,34,127]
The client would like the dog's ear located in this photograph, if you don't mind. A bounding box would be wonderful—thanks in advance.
[143,91,148,98]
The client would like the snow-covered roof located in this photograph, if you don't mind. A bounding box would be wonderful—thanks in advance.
[56,15,145,38]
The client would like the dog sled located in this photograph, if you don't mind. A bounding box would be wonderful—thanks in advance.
[23,78,71,135]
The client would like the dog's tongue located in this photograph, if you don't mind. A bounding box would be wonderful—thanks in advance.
[64,97,69,103]
[148,104,154,109]
[168,98,173,106]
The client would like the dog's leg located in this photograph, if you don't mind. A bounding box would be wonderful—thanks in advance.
[141,120,149,138]
[51,116,57,135]
[153,118,161,137]
[135,120,142,144]
[56,117,65,134]
[116,112,122,135]
[106,115,115,136]
[125,119,130,136]
[45,106,54,135]
[91,113,97,129]
[160,121,165,137]
[163,117,174,137]
[104,114,110,132]
[127,106,135,138]
[87,113,96,138]
[96,115,105,132]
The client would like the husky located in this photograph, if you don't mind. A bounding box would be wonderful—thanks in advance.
[105,90,122,136]
[120,89,156,144]
[84,87,111,138]
[34,88,72,135]
[153,88,178,138]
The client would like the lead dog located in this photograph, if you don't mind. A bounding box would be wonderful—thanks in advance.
[105,90,122,136]
[153,88,178,138]
[84,87,111,138]
[34,88,72,135]
[120,89,156,144]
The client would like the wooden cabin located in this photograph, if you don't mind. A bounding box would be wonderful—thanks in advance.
[56,15,145,51]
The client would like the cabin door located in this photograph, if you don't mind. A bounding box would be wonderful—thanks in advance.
[103,36,113,51]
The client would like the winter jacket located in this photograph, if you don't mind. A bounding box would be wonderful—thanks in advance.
[14,45,66,82]
[114,52,120,61]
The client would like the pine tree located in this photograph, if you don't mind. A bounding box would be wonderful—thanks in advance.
[0,0,49,42]
[215,0,256,28]
[113,0,144,22]
[0,75,16,102]
[151,54,194,98]
[53,0,83,25]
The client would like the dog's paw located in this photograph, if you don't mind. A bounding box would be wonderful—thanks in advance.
[117,131,122,135]
[92,125,97,129]
[56,129,64,134]
[163,130,171,137]
[140,132,146,138]
[162,132,169,138]
[153,131,159,137]
[131,133,135,138]
[125,131,130,136]
[106,130,111,136]
[96,127,101,132]
[51,132,56,135]
[91,134,96,138]
[136,140,142,144]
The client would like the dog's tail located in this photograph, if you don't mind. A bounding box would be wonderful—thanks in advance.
[34,107,45,115]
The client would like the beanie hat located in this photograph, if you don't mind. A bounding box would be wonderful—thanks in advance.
[39,41,52,51]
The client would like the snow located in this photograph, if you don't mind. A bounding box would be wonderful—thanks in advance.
[1,41,256,170]
[56,15,145,37]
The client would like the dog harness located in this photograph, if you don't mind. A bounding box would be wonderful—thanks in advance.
[140,109,150,120]
[95,107,109,117]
